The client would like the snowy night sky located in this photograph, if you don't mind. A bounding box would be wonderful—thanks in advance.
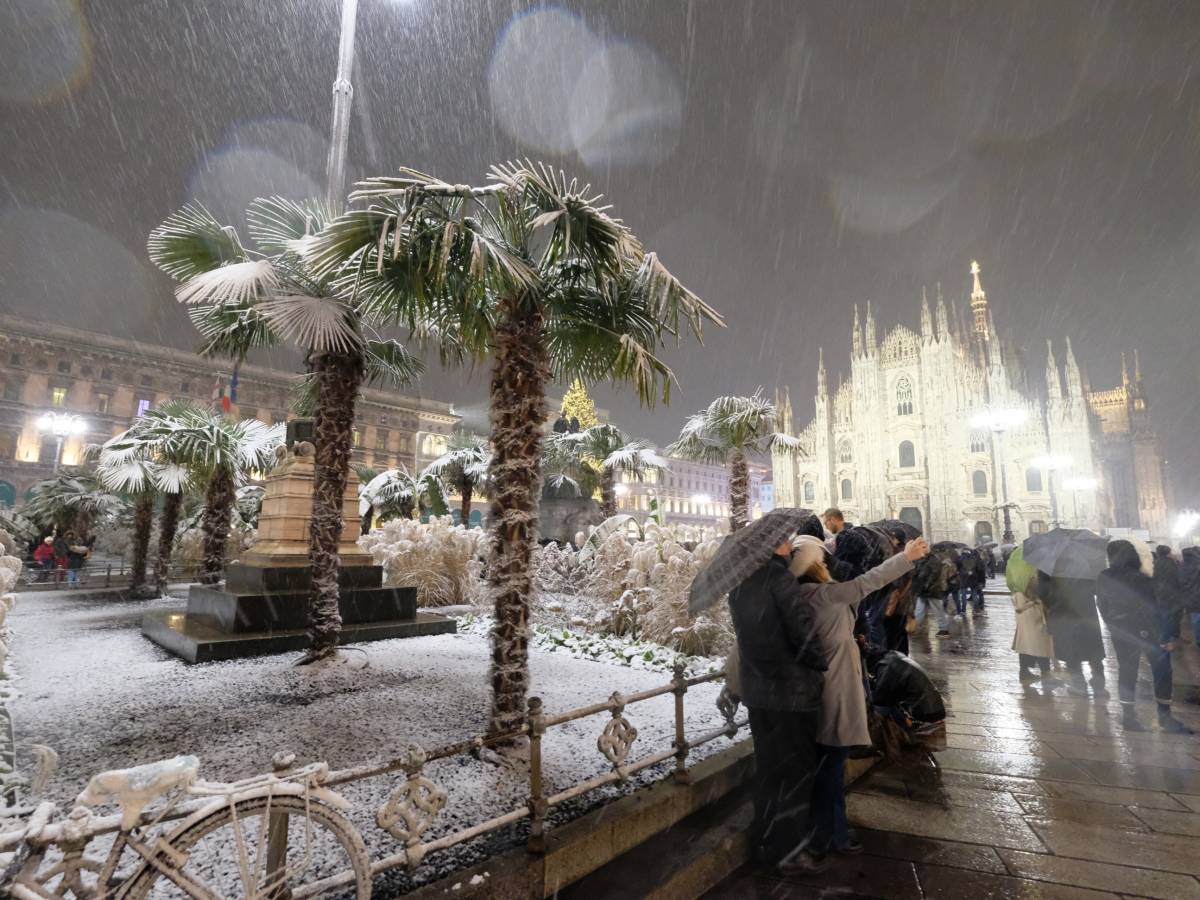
[2,0,1199,497]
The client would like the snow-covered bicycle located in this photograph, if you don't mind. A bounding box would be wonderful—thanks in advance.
[1,755,372,899]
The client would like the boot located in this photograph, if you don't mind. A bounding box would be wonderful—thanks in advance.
[1157,704,1195,734]
[1121,705,1146,731]
[1090,673,1109,700]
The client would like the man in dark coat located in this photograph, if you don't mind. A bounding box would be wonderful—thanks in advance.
[729,538,828,874]
[1039,572,1106,697]
[1181,547,1200,647]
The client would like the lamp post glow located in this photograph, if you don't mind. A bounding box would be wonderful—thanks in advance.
[1062,475,1099,527]
[1031,453,1074,527]
[970,406,1027,543]
[37,412,86,473]
[1172,509,1200,540]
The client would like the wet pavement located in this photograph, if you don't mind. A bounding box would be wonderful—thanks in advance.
[706,581,1200,899]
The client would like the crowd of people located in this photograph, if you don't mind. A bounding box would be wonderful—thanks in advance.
[29,528,94,586]
[718,508,1199,878]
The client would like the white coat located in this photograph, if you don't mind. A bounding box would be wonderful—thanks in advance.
[1010,591,1055,658]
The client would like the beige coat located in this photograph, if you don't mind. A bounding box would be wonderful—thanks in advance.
[1011,590,1055,658]
[797,553,915,747]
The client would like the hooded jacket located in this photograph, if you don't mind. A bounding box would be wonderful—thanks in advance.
[1097,541,1160,643]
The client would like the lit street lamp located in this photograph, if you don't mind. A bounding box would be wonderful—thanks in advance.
[1172,509,1199,541]
[37,412,87,473]
[1062,475,1099,527]
[1031,452,1073,527]
[970,406,1027,543]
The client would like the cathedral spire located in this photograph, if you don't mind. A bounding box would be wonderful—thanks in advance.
[1064,336,1083,397]
[1046,339,1062,401]
[775,385,794,433]
[920,286,933,341]
[864,301,877,352]
[1134,348,1142,383]
[817,346,827,396]
[852,304,863,357]
[1121,351,1130,387]
[970,260,991,341]
[935,282,950,340]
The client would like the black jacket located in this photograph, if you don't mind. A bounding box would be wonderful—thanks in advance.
[1097,565,1159,644]
[728,554,826,712]
[1152,555,1184,641]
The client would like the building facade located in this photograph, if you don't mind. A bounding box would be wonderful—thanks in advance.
[772,263,1170,543]
[615,453,770,531]
[0,315,459,508]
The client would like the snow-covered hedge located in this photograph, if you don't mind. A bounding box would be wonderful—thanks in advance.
[360,516,485,607]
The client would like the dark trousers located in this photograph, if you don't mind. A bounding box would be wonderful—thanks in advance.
[747,707,820,862]
[883,614,909,655]
[811,744,851,852]
[1112,636,1172,704]
[1019,653,1051,675]
[961,584,984,611]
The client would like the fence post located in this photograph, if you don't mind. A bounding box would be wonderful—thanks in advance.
[527,696,547,854]
[672,662,690,784]
[105,564,112,587]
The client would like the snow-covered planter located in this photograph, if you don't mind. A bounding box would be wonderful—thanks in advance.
[360,517,486,607]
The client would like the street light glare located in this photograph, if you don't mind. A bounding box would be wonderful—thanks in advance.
[1031,453,1074,470]
[1172,510,1200,539]
[1063,476,1098,491]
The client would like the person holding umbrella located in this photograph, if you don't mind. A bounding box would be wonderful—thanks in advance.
[691,509,828,873]
[1025,529,1109,698]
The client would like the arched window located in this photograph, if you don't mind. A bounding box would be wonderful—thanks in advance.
[1025,467,1043,492]
[837,440,852,465]
[974,521,994,543]
[803,480,815,503]
[841,478,853,500]
[898,441,916,468]
[972,470,988,496]
[896,377,914,416]
[970,432,988,453]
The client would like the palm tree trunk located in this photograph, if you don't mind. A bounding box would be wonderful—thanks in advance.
[600,469,618,519]
[129,494,154,593]
[730,450,750,532]
[199,468,235,585]
[153,491,183,595]
[305,349,364,661]
[487,298,549,735]
[460,482,473,527]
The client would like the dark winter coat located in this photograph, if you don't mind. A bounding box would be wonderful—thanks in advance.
[1181,548,1200,613]
[1152,554,1185,641]
[728,554,827,712]
[1097,543,1160,645]
[1039,573,1105,663]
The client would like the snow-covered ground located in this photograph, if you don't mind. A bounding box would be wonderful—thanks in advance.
[8,590,738,890]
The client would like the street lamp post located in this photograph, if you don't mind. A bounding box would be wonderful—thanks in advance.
[970,406,1027,544]
[37,413,87,473]
[325,0,360,213]
[1031,453,1073,527]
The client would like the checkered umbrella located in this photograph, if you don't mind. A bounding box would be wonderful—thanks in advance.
[687,508,818,615]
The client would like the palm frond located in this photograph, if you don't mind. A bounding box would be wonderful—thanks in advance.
[174,259,278,307]
[363,339,424,389]
[256,293,362,353]
[148,203,247,281]
[246,196,330,255]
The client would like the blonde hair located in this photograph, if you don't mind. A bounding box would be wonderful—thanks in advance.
[788,535,832,582]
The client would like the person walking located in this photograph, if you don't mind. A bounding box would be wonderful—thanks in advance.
[964,550,987,612]
[728,535,828,873]
[1039,571,1107,697]
[786,534,930,861]
[1098,541,1192,733]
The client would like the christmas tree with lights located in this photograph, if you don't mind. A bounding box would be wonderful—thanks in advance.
[559,379,599,431]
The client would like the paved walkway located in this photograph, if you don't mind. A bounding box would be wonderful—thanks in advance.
[706,583,1200,899]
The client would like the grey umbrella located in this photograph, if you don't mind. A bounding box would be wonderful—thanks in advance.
[688,508,818,615]
[1022,528,1109,580]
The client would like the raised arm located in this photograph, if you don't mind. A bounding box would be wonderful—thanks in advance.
[815,553,915,610]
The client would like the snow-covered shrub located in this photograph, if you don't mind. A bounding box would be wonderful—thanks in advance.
[0,530,20,803]
[360,516,485,607]
[173,523,257,572]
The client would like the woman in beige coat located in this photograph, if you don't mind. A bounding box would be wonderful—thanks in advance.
[785,534,929,859]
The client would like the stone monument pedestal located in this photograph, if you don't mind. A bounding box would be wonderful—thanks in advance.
[142,429,455,663]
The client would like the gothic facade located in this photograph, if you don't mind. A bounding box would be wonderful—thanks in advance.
[772,263,1170,543]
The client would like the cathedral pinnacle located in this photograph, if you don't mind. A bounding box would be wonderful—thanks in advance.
[1064,336,1083,397]
[935,282,950,340]
[920,287,933,340]
[1121,351,1130,387]
[852,304,863,357]
[864,301,877,351]
[1046,339,1062,400]
[969,259,990,341]
[817,346,827,395]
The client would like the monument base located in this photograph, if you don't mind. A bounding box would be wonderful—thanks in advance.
[141,564,456,663]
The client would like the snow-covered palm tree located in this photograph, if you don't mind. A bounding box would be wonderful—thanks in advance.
[94,432,192,598]
[667,393,798,532]
[548,424,668,518]
[110,401,283,584]
[148,198,422,660]
[309,162,721,733]
[359,466,448,527]
[422,432,491,526]
[22,473,126,538]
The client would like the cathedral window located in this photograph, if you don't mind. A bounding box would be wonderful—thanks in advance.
[898,441,916,468]
[1029,520,1047,534]
[837,440,852,464]
[896,377,914,416]
[970,432,988,453]
[972,470,988,496]
[803,481,815,503]
[841,478,853,500]
[1025,468,1043,492]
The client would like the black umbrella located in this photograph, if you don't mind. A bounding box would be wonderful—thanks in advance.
[688,508,819,615]
[870,518,922,542]
[931,541,969,552]
[1022,528,1108,580]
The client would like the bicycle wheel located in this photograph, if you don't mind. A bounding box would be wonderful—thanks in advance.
[121,795,371,900]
